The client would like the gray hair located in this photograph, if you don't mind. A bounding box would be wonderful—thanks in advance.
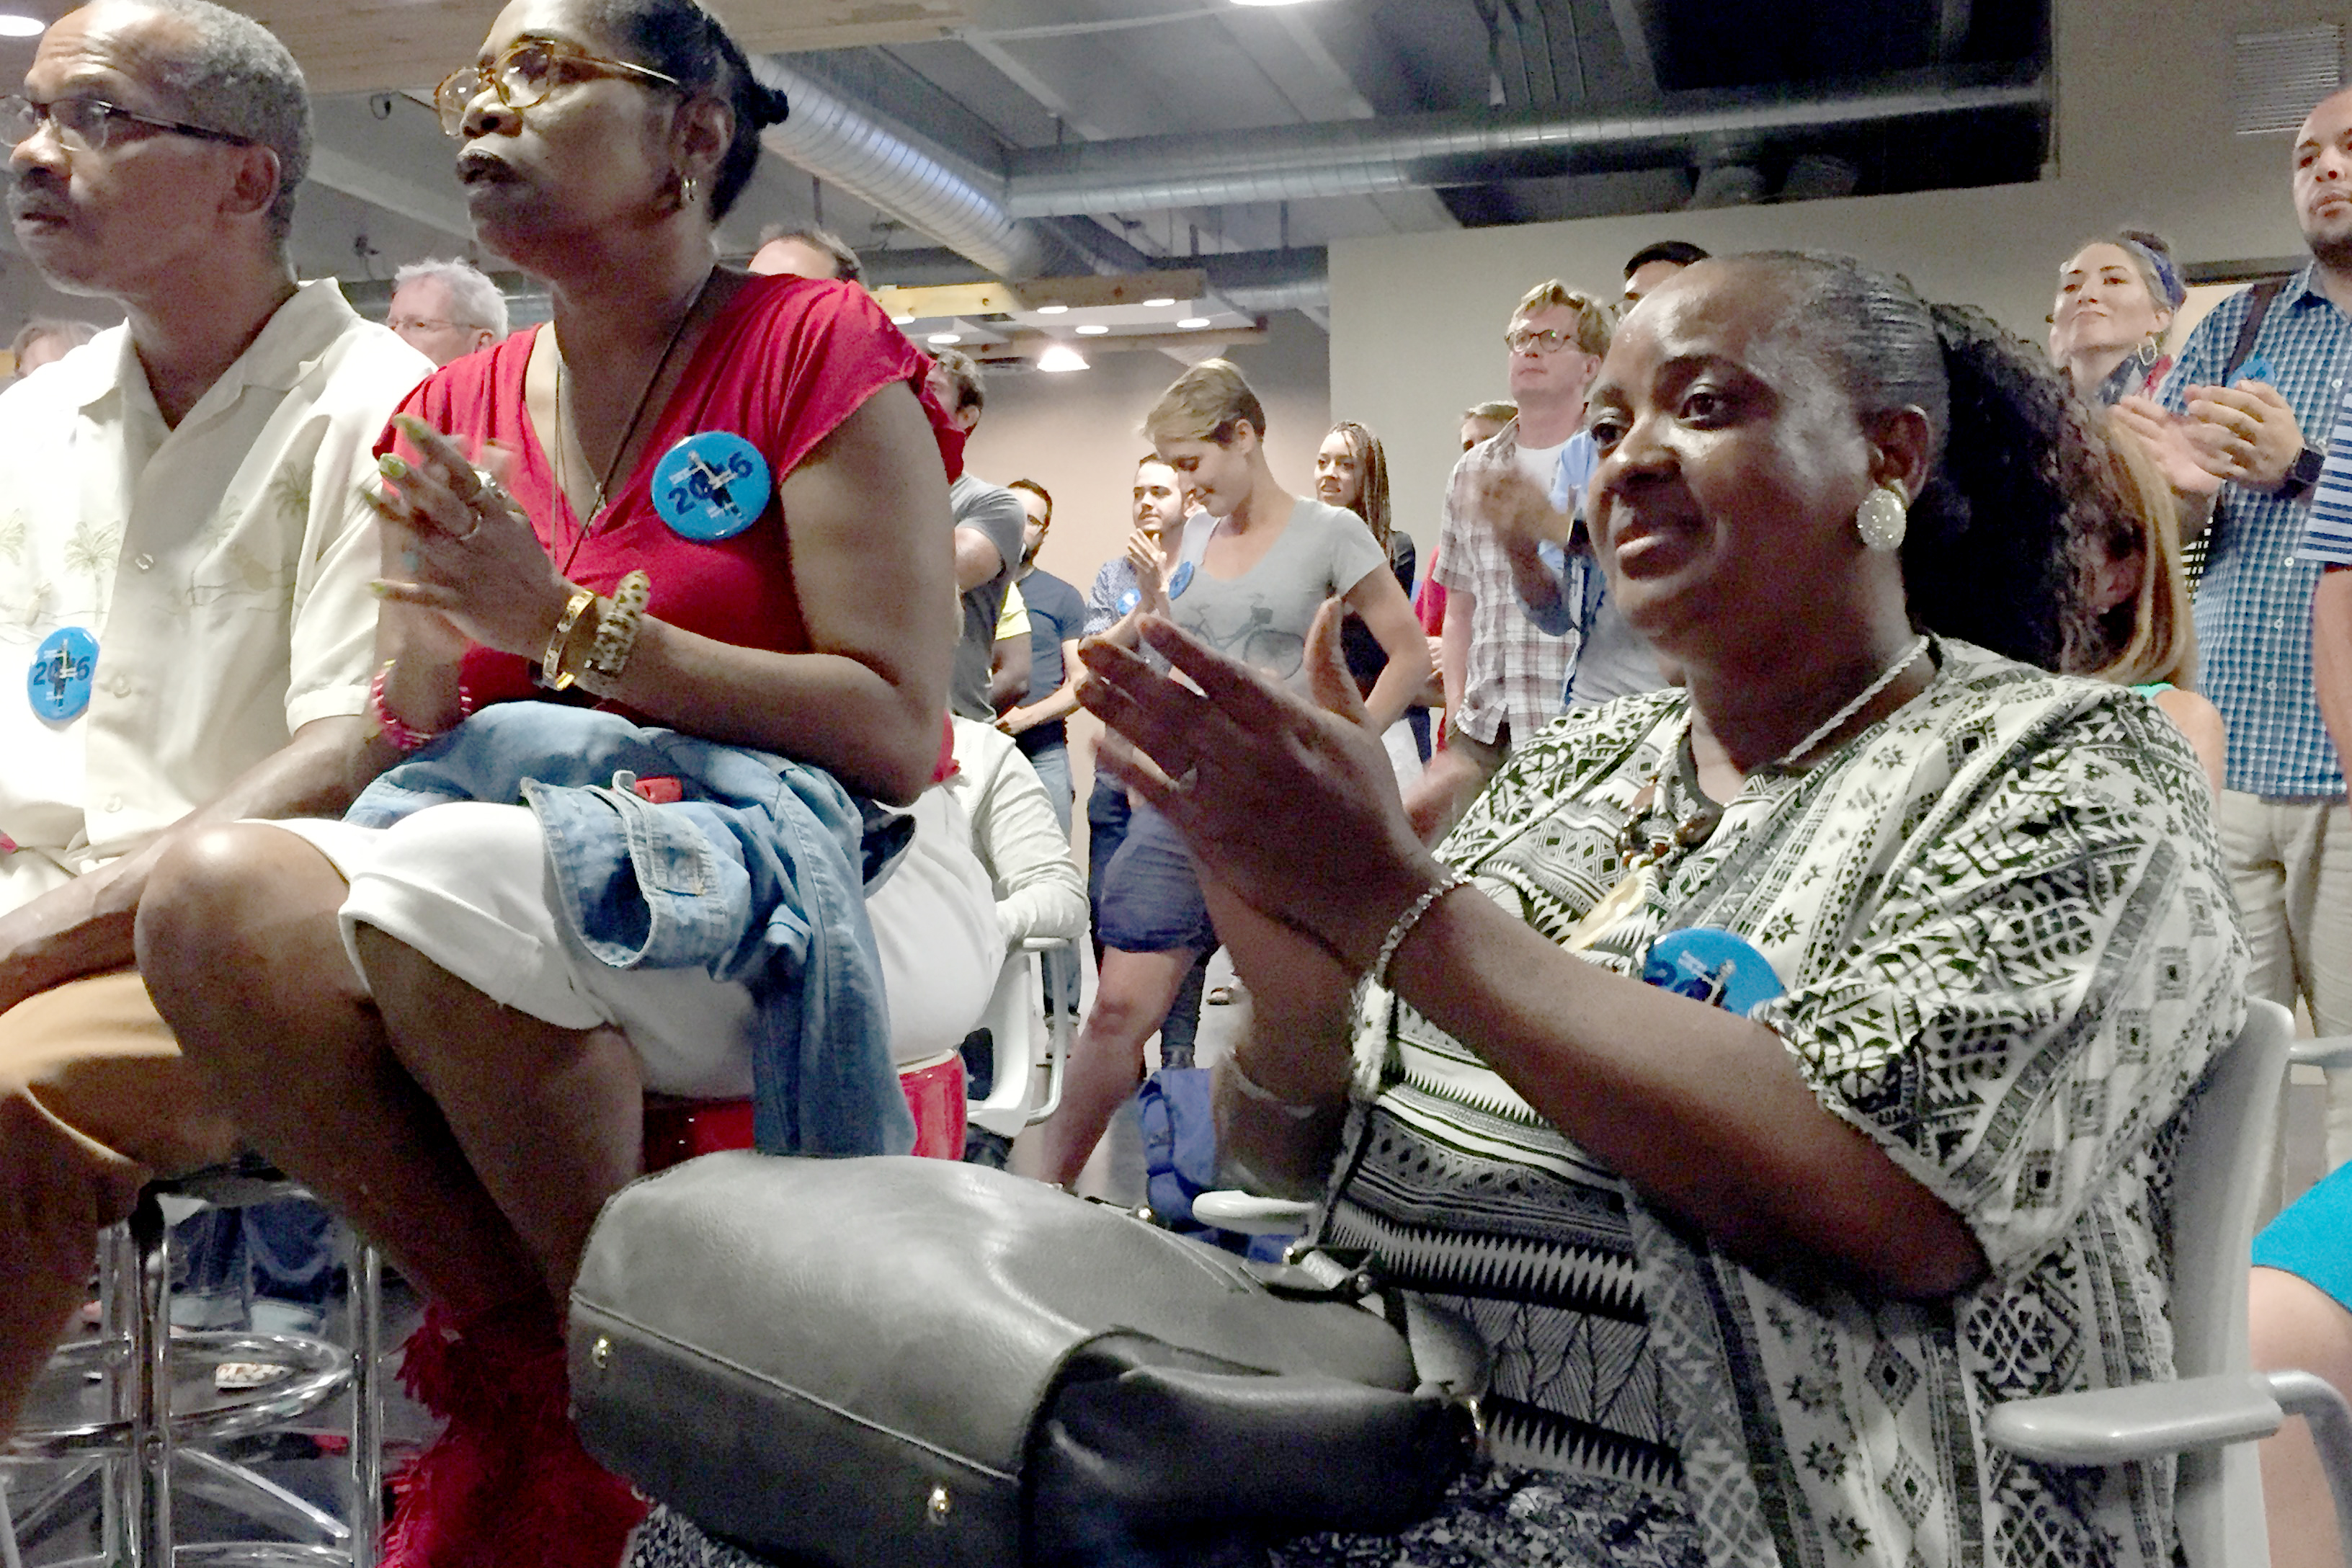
[124,0,310,241]
[10,316,103,361]
[392,257,509,339]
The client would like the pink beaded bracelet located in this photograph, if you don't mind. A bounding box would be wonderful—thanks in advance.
[369,659,473,753]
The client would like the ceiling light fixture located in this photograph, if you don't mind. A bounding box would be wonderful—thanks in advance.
[0,13,44,35]
[927,331,963,345]
[1177,316,1211,329]
[1037,344,1089,373]
[891,313,915,325]
[1144,296,1176,308]
[1035,303,1069,315]
[1075,324,1109,337]
[1229,0,1319,7]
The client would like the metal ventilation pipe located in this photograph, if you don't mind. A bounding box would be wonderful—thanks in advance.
[1003,71,2045,217]
[755,57,1054,281]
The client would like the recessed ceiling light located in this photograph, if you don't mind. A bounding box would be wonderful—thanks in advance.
[1144,296,1176,308]
[1037,344,1089,373]
[0,13,45,35]
[927,331,963,345]
[891,313,915,325]
[1075,324,1110,337]
[1178,317,1212,329]
[1035,303,1069,315]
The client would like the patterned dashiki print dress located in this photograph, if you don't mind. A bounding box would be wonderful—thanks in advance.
[628,639,2245,1568]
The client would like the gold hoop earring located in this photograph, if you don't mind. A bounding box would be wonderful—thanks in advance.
[1856,484,1908,552]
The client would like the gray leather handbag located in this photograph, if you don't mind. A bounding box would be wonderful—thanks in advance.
[569,1152,1487,1567]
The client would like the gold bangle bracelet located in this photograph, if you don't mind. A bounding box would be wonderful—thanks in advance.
[538,586,596,691]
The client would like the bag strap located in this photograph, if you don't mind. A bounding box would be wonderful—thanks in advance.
[2221,277,2289,384]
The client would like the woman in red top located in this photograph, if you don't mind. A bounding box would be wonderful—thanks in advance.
[135,1,961,1562]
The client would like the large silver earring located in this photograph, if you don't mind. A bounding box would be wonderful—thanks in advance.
[1856,484,1908,552]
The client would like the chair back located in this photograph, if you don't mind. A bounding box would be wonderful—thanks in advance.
[966,938,1074,1140]
[2170,997,2292,1568]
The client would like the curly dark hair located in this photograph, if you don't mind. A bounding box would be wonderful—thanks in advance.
[583,0,790,220]
[1745,252,2123,672]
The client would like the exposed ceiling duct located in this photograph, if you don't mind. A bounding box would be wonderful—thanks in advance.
[1002,68,2045,217]
[756,55,1064,282]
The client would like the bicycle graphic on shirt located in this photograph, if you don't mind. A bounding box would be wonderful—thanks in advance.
[1186,601,1306,685]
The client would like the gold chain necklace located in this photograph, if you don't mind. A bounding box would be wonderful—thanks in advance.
[552,267,715,572]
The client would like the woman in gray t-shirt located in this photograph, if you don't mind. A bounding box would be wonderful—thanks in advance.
[1015,359,1428,1188]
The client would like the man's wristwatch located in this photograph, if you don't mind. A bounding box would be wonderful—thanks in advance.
[2279,445,2325,502]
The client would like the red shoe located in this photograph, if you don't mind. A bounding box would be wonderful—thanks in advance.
[380,1299,646,1568]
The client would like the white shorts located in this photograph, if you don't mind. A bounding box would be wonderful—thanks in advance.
[264,789,1001,1099]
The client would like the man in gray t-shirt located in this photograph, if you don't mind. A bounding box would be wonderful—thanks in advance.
[927,350,1028,719]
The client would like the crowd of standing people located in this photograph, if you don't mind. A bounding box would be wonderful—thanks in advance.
[1,0,2351,1562]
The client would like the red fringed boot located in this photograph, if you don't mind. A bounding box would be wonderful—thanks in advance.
[381,1298,647,1568]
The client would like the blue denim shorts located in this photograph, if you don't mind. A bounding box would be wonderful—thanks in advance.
[1095,801,1216,955]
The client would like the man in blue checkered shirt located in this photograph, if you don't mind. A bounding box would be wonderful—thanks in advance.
[2134,86,2352,1097]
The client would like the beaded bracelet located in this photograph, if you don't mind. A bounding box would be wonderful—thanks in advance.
[576,570,651,697]
[538,586,597,692]
[1368,870,1471,994]
[369,659,473,753]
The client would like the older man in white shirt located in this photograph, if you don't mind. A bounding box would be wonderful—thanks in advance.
[0,0,427,1440]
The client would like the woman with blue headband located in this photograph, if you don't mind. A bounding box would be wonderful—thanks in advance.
[2049,229,2189,406]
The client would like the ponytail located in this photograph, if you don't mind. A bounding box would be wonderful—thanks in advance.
[1900,302,2103,672]
[1740,252,2103,672]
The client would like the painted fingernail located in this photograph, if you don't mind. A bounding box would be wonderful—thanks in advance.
[370,580,393,597]
[378,454,410,481]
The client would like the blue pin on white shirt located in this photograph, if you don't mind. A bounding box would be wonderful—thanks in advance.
[651,431,772,542]
[29,626,98,722]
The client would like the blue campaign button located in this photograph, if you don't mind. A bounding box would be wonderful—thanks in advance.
[1117,587,1141,615]
[1642,927,1784,1016]
[1167,561,1195,599]
[29,626,98,722]
[651,431,772,542]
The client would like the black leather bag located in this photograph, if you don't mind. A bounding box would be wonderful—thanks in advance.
[569,1152,1485,1567]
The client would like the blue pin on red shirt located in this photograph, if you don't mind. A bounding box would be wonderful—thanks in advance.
[651,431,772,542]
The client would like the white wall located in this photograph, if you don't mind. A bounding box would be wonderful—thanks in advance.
[1330,0,2337,537]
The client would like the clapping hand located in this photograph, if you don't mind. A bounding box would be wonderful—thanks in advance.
[2178,380,2307,491]
[2111,397,2228,497]
[1079,600,1441,973]
[369,415,577,660]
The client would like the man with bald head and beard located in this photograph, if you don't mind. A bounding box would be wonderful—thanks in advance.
[0,0,427,1440]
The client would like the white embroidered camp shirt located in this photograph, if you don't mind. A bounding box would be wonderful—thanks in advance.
[0,280,429,916]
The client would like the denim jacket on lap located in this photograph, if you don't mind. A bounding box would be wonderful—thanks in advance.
[348,703,917,1157]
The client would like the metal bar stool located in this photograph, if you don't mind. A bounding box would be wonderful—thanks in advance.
[1,1158,383,1567]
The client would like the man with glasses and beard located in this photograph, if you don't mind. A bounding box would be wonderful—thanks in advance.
[0,0,427,1443]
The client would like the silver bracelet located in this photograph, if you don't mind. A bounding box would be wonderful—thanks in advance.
[1369,871,1471,993]
[1224,1055,1338,1123]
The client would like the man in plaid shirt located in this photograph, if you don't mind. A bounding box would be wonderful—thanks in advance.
[1408,281,1613,840]
[2132,87,2352,1137]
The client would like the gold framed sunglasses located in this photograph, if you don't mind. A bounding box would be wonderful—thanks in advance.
[434,37,681,136]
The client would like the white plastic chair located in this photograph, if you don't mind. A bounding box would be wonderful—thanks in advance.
[966,937,1075,1141]
[1986,999,2326,1568]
